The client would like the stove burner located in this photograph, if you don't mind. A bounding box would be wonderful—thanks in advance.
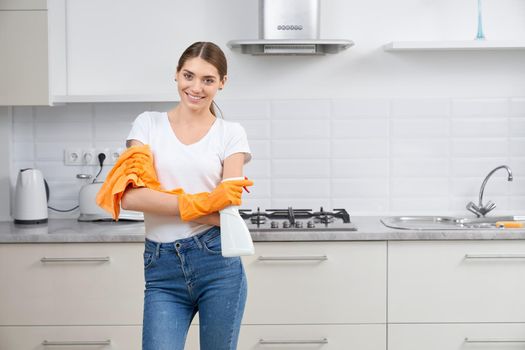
[239,207,351,229]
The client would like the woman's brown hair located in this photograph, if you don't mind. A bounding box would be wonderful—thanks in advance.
[176,42,227,117]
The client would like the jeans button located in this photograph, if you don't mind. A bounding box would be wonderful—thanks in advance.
[175,242,181,248]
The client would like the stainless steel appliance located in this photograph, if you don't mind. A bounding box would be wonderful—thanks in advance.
[13,168,49,224]
[239,207,357,232]
[228,0,354,55]
[78,182,143,222]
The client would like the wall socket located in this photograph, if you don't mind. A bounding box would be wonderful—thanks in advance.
[64,148,123,166]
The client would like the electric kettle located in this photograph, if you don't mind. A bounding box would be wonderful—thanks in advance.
[14,168,49,224]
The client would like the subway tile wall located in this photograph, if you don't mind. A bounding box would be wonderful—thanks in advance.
[11,98,525,218]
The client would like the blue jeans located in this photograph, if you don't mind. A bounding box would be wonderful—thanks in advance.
[142,227,247,350]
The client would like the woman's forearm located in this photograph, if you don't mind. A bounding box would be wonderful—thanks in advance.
[121,187,180,216]
[121,188,221,226]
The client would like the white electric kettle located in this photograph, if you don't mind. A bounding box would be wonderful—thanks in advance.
[14,168,49,224]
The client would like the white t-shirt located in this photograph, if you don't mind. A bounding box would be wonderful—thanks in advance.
[126,111,251,243]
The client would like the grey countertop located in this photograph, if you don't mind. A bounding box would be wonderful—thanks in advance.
[1,217,525,243]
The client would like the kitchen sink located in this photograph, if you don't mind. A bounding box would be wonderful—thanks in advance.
[380,215,525,230]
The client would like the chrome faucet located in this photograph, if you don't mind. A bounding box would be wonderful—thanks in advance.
[466,165,513,217]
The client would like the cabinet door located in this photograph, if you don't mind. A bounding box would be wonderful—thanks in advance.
[389,240,525,323]
[0,325,141,350]
[0,10,49,105]
[389,323,525,350]
[241,241,387,324]
[0,243,144,325]
[185,324,386,350]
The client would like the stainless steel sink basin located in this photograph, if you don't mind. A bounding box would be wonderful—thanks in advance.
[380,216,525,230]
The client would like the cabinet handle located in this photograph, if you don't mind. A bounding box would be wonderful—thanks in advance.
[257,255,328,261]
[464,253,525,259]
[259,338,328,344]
[42,340,111,346]
[40,257,110,263]
[465,337,525,343]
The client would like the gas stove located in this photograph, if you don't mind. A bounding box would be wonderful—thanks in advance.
[239,207,357,232]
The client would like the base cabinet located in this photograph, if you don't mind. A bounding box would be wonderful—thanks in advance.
[0,325,142,350]
[187,324,386,350]
[389,323,525,350]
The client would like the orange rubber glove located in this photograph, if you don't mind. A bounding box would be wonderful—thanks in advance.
[178,178,254,221]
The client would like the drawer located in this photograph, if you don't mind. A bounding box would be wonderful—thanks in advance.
[389,323,525,350]
[241,241,386,324]
[0,325,141,349]
[186,324,386,350]
[0,243,144,325]
[389,240,525,323]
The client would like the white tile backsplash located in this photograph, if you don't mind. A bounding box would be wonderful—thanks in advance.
[391,139,449,157]
[10,97,525,217]
[332,139,389,158]
[451,118,508,138]
[452,98,508,117]
[271,120,330,139]
[510,98,525,117]
[391,98,450,118]
[332,99,389,119]
[271,99,330,120]
[391,119,450,138]
[332,119,389,139]
[272,159,330,178]
[271,140,330,158]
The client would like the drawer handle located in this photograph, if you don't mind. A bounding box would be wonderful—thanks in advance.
[257,255,328,261]
[465,337,525,343]
[42,340,111,346]
[464,253,525,259]
[259,338,328,345]
[40,257,110,263]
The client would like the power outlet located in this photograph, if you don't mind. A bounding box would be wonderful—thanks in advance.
[95,148,110,166]
[81,148,97,165]
[109,147,124,165]
[64,148,82,165]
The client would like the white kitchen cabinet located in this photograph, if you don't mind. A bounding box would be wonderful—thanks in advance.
[186,324,386,350]
[0,1,49,105]
[389,323,525,350]
[242,241,386,324]
[0,325,142,350]
[388,240,525,323]
[0,243,144,325]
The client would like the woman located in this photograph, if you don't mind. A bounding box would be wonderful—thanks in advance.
[121,42,252,350]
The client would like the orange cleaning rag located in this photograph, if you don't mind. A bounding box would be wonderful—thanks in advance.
[96,144,182,220]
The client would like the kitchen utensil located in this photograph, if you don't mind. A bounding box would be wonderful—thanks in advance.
[14,168,49,224]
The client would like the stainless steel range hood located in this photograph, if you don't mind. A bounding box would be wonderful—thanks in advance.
[227,0,354,55]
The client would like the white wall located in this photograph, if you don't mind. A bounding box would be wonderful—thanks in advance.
[63,0,525,98]
[11,97,525,218]
[6,0,525,219]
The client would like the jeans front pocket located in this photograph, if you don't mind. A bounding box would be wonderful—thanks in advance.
[203,231,222,255]
[143,250,156,269]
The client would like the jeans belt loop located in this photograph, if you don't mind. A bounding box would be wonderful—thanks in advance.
[155,241,161,258]
[193,235,203,249]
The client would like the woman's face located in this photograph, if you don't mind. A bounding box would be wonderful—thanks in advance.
[175,57,226,113]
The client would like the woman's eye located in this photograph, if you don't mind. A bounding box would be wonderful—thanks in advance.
[204,79,215,85]
[183,73,192,80]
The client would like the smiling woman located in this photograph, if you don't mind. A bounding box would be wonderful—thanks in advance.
[120,42,253,350]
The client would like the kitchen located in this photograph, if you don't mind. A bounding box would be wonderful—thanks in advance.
[1,0,525,349]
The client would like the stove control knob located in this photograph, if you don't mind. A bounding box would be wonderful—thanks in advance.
[307,221,315,228]
[295,221,303,228]
[271,221,279,229]
[282,221,291,229]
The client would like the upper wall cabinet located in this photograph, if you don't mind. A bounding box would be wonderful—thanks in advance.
[0,0,49,106]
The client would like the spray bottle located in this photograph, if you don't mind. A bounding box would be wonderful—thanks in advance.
[219,177,255,257]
